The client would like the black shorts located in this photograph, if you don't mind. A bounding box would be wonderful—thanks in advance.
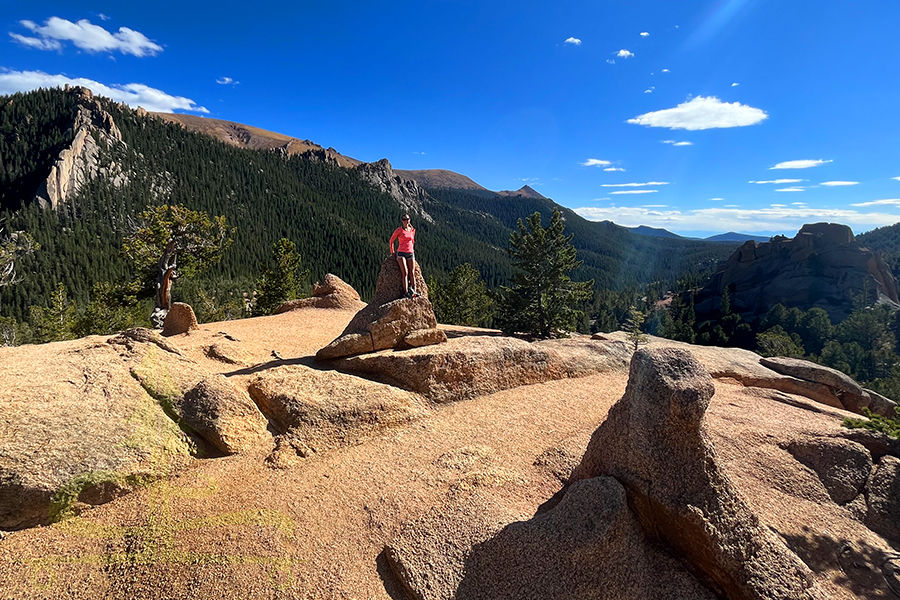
[397,251,415,260]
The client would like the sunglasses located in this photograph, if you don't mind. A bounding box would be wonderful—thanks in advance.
[401,217,410,221]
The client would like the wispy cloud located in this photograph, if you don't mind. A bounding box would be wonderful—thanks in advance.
[581,158,612,167]
[610,190,659,195]
[820,181,858,186]
[97,13,110,21]
[709,198,724,201]
[215,76,239,85]
[604,167,625,172]
[662,140,692,146]
[893,177,900,181]
[640,32,649,37]
[627,95,767,130]
[770,159,832,170]
[602,182,669,187]
[850,199,900,207]
[732,82,739,87]
[644,89,653,93]
[617,49,634,58]
[775,187,806,192]
[0,69,208,113]
[564,37,581,45]
[606,59,615,65]
[661,68,670,73]
[10,17,162,56]
[573,204,900,233]
[749,179,804,184]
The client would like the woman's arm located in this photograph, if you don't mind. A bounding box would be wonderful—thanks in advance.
[389,227,400,254]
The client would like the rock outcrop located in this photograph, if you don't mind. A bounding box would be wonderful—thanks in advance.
[162,302,200,336]
[571,348,820,600]
[386,478,716,600]
[693,222,900,322]
[0,331,195,529]
[336,336,631,404]
[761,356,898,417]
[34,86,126,210]
[180,375,270,455]
[354,158,434,222]
[247,364,427,464]
[316,257,446,360]
[275,274,365,312]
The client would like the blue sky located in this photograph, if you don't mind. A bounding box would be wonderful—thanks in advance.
[2,0,899,237]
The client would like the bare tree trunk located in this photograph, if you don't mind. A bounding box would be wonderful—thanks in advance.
[155,240,177,310]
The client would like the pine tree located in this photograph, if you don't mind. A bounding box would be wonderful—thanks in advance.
[30,282,76,342]
[253,238,310,315]
[429,263,494,327]
[624,305,649,352]
[496,209,594,338]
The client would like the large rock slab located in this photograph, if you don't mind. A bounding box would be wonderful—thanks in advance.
[0,332,194,530]
[316,257,445,360]
[760,356,864,396]
[247,365,428,458]
[275,273,365,312]
[571,347,820,600]
[335,336,632,404]
[865,455,900,543]
[180,375,270,455]
[785,437,873,505]
[386,478,716,600]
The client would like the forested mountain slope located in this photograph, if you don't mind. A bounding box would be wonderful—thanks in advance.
[858,223,900,273]
[0,88,737,321]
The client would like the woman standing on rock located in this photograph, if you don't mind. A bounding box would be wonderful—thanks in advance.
[389,213,417,298]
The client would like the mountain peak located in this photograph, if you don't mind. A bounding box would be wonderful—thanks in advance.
[497,185,547,199]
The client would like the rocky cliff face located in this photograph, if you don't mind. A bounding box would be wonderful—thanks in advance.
[33,87,126,210]
[354,158,434,222]
[694,222,900,322]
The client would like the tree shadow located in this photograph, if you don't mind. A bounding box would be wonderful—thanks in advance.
[779,525,900,598]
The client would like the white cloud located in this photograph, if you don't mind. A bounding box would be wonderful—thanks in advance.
[770,159,832,169]
[573,204,900,233]
[640,32,649,37]
[604,167,625,172]
[97,13,110,21]
[820,181,858,186]
[644,89,653,93]
[662,140,693,146]
[627,95,768,130]
[565,37,582,45]
[661,68,670,73]
[709,198,724,201]
[617,49,634,58]
[581,158,612,167]
[893,177,900,181]
[732,82,739,87]
[606,59,615,64]
[775,187,806,192]
[850,199,900,207]
[216,76,239,85]
[602,182,669,187]
[11,17,162,56]
[0,69,208,113]
[749,179,804,184]
[771,204,787,207]
[791,202,806,206]
[641,204,667,208]
[610,190,659,194]
[9,33,62,50]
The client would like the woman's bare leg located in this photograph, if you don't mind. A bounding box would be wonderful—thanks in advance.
[397,255,409,295]
[406,258,416,293]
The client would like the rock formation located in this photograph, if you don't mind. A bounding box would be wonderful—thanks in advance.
[693,222,900,322]
[316,257,446,360]
[571,348,820,600]
[180,375,270,455]
[354,158,434,222]
[336,336,631,404]
[275,274,365,312]
[162,302,200,336]
[247,364,427,464]
[34,86,126,210]
[761,356,898,417]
